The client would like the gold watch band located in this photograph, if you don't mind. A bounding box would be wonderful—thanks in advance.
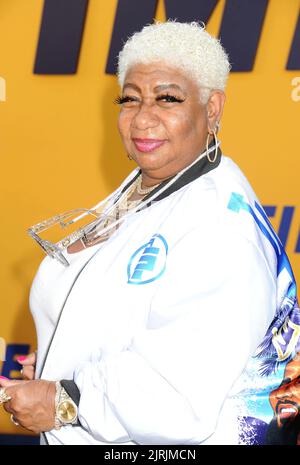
[54,381,78,430]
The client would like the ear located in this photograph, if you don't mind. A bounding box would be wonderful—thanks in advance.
[206,90,226,133]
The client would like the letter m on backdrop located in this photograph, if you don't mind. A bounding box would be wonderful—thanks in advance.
[34,0,300,75]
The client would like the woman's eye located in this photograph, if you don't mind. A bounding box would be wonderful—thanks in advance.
[156,94,185,103]
[114,96,139,105]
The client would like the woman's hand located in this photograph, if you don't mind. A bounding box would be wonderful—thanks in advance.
[0,377,56,434]
[17,352,36,380]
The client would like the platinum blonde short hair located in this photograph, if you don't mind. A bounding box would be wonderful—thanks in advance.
[117,21,231,104]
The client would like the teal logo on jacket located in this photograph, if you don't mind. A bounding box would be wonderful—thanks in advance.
[127,234,168,285]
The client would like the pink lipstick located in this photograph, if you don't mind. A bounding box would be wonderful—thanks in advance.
[133,138,166,153]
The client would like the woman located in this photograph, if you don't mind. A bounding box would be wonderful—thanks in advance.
[0,21,299,445]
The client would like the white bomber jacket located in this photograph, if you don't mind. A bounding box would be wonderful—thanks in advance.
[29,148,300,445]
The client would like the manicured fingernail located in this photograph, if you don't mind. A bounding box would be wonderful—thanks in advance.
[0,376,8,380]
[17,356,27,362]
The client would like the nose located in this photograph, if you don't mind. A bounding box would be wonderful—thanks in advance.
[275,385,293,400]
[132,103,160,130]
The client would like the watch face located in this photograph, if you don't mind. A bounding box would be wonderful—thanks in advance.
[57,400,77,423]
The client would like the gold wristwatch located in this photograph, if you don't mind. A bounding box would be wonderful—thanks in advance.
[54,381,78,430]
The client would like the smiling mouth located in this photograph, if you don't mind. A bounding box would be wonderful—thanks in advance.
[132,138,166,153]
[276,402,299,423]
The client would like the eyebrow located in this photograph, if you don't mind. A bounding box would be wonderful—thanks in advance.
[154,84,185,94]
[122,83,186,94]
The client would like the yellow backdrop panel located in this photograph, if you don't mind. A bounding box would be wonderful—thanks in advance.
[0,0,299,435]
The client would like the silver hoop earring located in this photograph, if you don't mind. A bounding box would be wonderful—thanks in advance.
[206,127,218,163]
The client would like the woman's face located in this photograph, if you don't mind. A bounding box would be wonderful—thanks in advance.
[117,62,211,184]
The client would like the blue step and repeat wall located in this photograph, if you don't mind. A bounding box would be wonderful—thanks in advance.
[0,0,299,444]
